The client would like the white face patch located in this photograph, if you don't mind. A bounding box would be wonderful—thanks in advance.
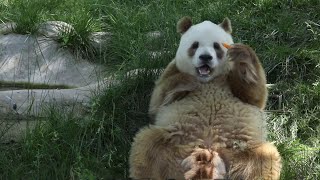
[175,20,234,82]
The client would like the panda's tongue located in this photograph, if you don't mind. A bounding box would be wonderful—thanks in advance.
[198,65,211,75]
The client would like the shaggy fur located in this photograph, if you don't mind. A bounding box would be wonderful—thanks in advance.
[130,76,281,179]
[129,17,281,179]
[149,40,267,121]
[227,44,268,109]
[148,60,199,120]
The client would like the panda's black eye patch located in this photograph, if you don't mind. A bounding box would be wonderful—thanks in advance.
[213,42,221,49]
[191,41,199,49]
[188,41,199,57]
[214,42,224,59]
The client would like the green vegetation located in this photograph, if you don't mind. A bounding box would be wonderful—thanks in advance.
[0,0,319,179]
[1,0,101,59]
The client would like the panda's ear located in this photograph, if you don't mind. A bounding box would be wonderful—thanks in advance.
[177,16,192,34]
[219,17,232,34]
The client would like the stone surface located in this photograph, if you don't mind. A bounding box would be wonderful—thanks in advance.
[0,34,104,87]
[0,81,108,142]
[37,21,74,40]
[89,32,112,51]
[0,22,16,35]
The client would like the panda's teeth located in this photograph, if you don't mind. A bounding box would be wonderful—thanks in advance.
[198,66,211,75]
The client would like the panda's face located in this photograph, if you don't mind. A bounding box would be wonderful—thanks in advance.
[175,20,234,82]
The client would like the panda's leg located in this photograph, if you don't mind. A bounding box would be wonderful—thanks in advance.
[129,126,171,179]
[227,142,282,180]
[129,125,193,180]
[227,44,268,109]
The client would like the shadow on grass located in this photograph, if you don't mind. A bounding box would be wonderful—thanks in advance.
[0,71,158,179]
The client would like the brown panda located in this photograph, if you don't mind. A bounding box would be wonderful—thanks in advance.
[129,17,281,180]
[149,17,268,121]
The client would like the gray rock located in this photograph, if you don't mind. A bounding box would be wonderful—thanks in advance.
[0,22,16,35]
[37,21,74,40]
[0,82,107,115]
[89,32,112,51]
[0,34,104,87]
[0,81,109,142]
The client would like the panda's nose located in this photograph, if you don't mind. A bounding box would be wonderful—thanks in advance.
[199,54,213,62]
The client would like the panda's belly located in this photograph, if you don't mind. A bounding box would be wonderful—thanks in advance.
[155,82,267,144]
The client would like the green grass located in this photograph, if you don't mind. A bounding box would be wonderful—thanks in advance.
[0,0,320,179]
[0,0,101,60]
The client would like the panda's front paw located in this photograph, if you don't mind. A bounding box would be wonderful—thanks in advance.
[181,148,226,180]
[227,44,258,84]
[163,74,200,106]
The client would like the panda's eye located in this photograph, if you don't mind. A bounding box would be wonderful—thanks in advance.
[213,42,221,49]
[191,41,199,49]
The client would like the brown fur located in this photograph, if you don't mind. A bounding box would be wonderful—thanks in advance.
[149,44,267,121]
[182,148,227,179]
[221,142,282,180]
[227,44,268,109]
[148,60,200,120]
[214,42,224,59]
[219,18,232,34]
[177,16,192,34]
[130,18,280,179]
[188,41,199,57]
[130,77,282,179]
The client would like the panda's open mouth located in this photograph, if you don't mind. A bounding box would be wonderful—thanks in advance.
[196,65,213,76]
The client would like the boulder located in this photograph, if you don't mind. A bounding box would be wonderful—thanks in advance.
[0,81,108,143]
[0,34,104,87]
[0,21,108,142]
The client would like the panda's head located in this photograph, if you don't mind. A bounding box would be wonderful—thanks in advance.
[175,17,234,82]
